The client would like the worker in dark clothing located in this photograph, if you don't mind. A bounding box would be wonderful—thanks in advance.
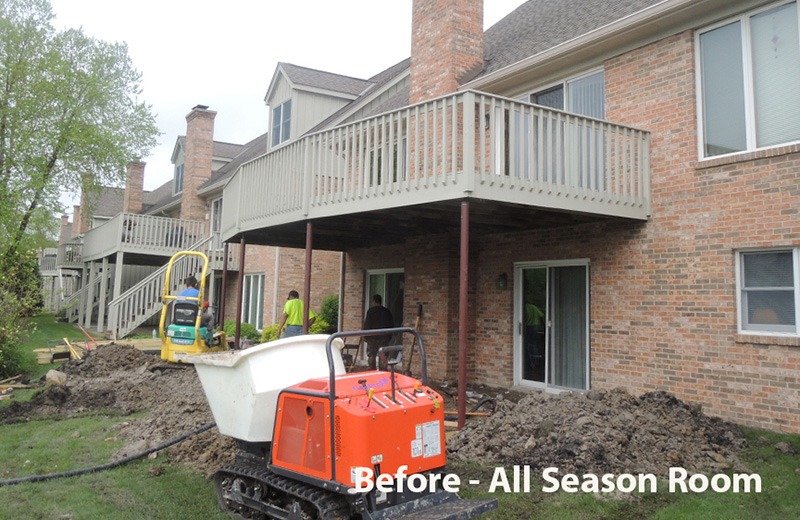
[363,294,395,370]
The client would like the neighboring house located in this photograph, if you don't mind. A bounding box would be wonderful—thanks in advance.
[46,103,342,339]
[216,0,800,433]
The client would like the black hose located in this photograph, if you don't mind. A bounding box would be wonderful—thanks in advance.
[0,421,216,487]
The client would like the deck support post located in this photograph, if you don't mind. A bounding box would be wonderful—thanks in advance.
[234,237,246,348]
[458,200,470,429]
[303,222,313,334]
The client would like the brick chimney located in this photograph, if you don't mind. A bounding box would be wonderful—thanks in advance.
[410,0,484,104]
[123,161,145,214]
[180,105,216,222]
[71,204,83,236]
[58,214,71,244]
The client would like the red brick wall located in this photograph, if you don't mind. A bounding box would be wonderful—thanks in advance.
[220,246,341,331]
[410,0,484,104]
[342,30,800,433]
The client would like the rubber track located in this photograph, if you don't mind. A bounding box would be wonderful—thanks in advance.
[215,460,351,520]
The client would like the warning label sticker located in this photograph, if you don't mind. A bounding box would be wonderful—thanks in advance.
[421,420,441,458]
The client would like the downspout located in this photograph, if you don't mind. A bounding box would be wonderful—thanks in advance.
[458,201,469,429]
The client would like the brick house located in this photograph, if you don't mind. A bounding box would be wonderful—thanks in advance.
[47,104,341,338]
[217,0,800,433]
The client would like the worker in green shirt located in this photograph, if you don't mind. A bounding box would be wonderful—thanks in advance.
[278,290,316,338]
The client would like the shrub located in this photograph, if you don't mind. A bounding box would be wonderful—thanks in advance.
[0,250,42,378]
[260,324,280,343]
[320,295,339,332]
[0,286,34,378]
[223,320,261,342]
[310,317,330,335]
[259,316,331,343]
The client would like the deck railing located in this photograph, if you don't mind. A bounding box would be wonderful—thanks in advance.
[82,213,206,262]
[107,236,212,339]
[61,284,85,323]
[39,248,58,274]
[56,241,83,269]
[222,90,650,240]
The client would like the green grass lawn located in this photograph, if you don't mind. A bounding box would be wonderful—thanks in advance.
[0,416,226,519]
[2,314,799,519]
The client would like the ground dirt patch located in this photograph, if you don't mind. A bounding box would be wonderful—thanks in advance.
[0,343,235,476]
[2,344,749,480]
[447,387,748,477]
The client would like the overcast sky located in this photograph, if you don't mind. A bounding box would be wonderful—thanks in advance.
[50,0,528,210]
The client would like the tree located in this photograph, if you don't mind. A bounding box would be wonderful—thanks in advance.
[0,0,159,261]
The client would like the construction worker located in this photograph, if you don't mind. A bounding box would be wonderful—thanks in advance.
[278,290,316,338]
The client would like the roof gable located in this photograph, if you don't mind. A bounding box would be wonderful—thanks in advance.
[265,62,373,105]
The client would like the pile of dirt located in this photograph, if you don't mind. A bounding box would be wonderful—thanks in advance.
[0,343,235,476]
[447,387,748,476]
[2,344,749,480]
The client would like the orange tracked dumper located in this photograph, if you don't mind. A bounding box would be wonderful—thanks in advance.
[191,328,497,519]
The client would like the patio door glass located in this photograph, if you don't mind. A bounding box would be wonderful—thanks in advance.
[517,262,589,390]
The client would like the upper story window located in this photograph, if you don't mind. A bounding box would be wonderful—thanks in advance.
[174,163,184,195]
[529,70,605,119]
[738,249,799,335]
[271,99,292,147]
[697,1,800,158]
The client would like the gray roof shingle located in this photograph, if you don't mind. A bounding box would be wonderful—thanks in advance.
[279,62,372,97]
[200,132,270,190]
[481,0,665,77]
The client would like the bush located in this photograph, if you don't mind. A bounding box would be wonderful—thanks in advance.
[320,295,339,332]
[0,250,43,318]
[260,324,280,343]
[0,250,42,378]
[310,317,330,335]
[259,316,331,343]
[0,286,34,378]
[223,320,261,342]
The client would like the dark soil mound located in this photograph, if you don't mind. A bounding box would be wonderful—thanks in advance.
[447,387,748,476]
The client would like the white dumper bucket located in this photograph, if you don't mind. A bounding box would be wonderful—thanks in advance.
[189,334,346,443]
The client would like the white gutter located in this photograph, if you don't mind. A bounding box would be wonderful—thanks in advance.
[463,0,755,92]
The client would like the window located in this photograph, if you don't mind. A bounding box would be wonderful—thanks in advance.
[271,99,292,147]
[210,197,223,250]
[698,1,800,158]
[738,249,799,334]
[174,163,184,195]
[241,273,264,330]
[530,70,605,118]
[510,70,604,186]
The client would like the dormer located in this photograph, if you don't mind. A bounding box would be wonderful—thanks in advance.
[170,136,246,197]
[264,63,373,151]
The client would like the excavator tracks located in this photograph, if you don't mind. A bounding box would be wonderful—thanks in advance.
[214,458,351,520]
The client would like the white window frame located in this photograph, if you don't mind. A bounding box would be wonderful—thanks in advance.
[210,197,223,250]
[173,163,184,195]
[695,0,800,160]
[736,248,800,336]
[524,68,605,117]
[271,99,292,147]
[241,273,265,330]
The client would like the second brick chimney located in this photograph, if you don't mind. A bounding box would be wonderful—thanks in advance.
[180,105,216,222]
[123,161,145,214]
[410,0,484,104]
